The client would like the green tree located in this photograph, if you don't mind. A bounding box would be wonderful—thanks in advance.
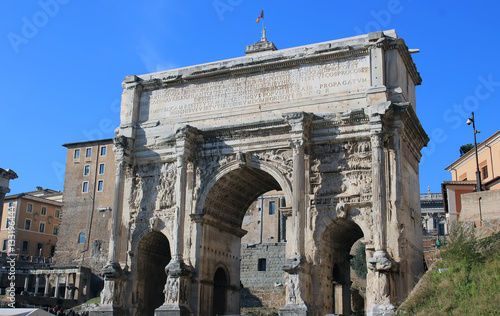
[350,242,367,279]
[460,143,474,156]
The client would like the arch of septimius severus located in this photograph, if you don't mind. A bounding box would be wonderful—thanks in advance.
[91,30,428,316]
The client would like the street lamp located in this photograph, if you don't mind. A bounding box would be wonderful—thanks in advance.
[466,112,482,192]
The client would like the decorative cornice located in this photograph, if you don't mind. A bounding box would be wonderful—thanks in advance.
[388,38,421,86]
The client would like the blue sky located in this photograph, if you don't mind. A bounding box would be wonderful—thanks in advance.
[1,1,499,195]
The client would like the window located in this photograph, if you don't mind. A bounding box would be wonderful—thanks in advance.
[22,241,29,252]
[74,149,80,159]
[482,165,489,179]
[5,218,9,228]
[78,232,85,244]
[50,245,56,257]
[86,148,92,158]
[82,181,89,193]
[100,146,107,156]
[269,201,275,215]
[99,163,105,175]
[41,206,47,216]
[53,224,58,235]
[24,219,31,231]
[2,239,7,251]
[27,203,33,213]
[39,222,45,233]
[84,165,90,176]
[97,180,104,192]
[55,210,60,218]
[258,258,267,271]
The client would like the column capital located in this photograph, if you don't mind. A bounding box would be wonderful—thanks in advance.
[113,135,132,164]
[282,254,304,274]
[0,168,18,181]
[175,125,200,162]
[283,112,313,134]
[284,112,313,153]
[102,261,124,281]
[289,139,305,155]
[370,132,386,149]
[165,258,192,278]
[368,251,395,272]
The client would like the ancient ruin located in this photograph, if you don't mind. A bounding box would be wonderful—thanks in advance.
[92,30,429,315]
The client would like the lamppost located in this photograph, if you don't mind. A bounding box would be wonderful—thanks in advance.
[466,112,482,192]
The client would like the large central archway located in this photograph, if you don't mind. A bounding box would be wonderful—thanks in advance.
[196,163,285,315]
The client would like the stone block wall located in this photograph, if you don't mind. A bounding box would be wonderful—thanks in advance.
[460,190,500,222]
[240,243,286,308]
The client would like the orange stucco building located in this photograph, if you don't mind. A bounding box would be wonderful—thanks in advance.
[0,188,62,261]
[443,130,500,221]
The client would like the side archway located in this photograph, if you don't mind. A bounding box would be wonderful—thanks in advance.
[319,218,365,315]
[213,267,229,316]
[135,231,171,315]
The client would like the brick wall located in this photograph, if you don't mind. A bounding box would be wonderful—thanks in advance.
[54,140,115,274]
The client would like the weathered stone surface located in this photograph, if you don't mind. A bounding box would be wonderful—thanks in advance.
[94,30,428,316]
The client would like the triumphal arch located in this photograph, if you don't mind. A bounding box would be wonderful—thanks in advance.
[93,30,428,316]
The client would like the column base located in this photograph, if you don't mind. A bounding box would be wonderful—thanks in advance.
[366,302,396,316]
[154,304,191,316]
[279,304,308,316]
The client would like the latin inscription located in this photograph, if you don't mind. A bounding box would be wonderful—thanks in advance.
[139,55,370,122]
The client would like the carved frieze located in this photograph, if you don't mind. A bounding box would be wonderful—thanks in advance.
[129,162,177,220]
[310,140,372,206]
[250,149,293,181]
[197,153,237,182]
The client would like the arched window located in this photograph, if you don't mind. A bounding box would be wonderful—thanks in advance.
[78,232,85,244]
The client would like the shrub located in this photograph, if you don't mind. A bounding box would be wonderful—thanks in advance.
[350,242,367,279]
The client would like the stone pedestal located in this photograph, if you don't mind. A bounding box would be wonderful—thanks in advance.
[279,305,308,316]
[154,305,191,316]
[367,251,396,316]
[155,259,192,316]
[90,262,126,316]
[280,255,309,316]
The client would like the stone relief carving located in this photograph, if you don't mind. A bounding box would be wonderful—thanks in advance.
[197,153,237,179]
[130,163,176,214]
[198,149,293,182]
[156,162,176,210]
[287,274,300,305]
[310,140,372,205]
[251,149,293,180]
[128,163,177,239]
[164,277,179,304]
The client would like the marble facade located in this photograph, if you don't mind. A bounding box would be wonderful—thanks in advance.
[92,30,428,316]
